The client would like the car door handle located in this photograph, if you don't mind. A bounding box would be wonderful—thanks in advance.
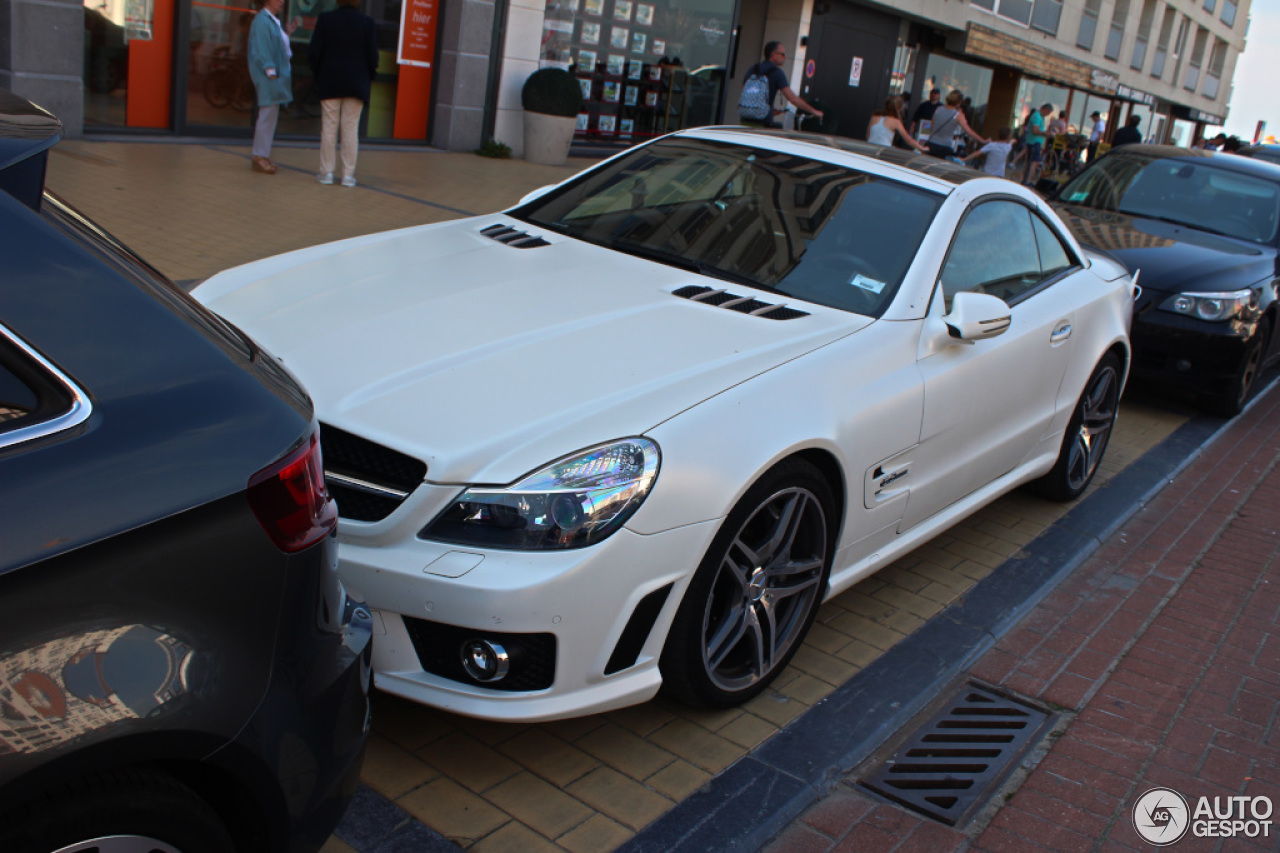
[1051,323,1072,343]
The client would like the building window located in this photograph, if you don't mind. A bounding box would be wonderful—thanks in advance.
[1221,0,1236,28]
[1131,36,1147,70]
[1151,6,1176,79]
[1185,26,1208,92]
[1077,0,1100,50]
[1031,0,1062,34]
[1105,0,1129,61]
[1203,0,1216,12]
[973,0,1033,27]
[1204,37,1226,99]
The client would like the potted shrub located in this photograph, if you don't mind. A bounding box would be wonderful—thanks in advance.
[522,67,584,166]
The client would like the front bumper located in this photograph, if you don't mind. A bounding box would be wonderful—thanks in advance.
[1129,302,1260,394]
[339,520,719,722]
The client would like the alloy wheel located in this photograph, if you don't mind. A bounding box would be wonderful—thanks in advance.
[1065,363,1118,493]
[699,486,827,694]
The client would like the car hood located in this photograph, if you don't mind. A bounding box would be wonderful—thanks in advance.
[194,216,865,484]
[1054,204,1277,295]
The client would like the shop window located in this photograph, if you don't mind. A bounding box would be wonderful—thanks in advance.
[540,0,735,143]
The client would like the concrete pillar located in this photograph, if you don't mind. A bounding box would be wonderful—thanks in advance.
[1,0,85,137]
[431,0,497,151]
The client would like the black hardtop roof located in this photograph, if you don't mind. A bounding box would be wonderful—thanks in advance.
[1106,143,1280,181]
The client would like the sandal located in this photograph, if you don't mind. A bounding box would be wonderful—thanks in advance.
[252,156,277,174]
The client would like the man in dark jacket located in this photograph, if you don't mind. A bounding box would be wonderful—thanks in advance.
[1112,114,1143,147]
[737,41,822,128]
[308,0,378,186]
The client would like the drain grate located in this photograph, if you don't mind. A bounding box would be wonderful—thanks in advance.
[859,683,1053,827]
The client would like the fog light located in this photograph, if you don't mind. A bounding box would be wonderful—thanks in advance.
[461,639,510,682]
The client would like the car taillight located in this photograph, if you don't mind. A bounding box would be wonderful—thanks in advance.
[247,430,338,553]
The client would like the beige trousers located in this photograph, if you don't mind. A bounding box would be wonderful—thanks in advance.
[319,97,364,180]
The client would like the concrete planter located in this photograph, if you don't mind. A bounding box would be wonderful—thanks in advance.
[523,111,577,166]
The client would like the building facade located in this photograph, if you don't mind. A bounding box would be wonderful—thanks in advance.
[0,0,1252,152]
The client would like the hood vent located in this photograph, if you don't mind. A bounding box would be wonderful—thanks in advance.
[673,285,809,320]
[480,223,550,248]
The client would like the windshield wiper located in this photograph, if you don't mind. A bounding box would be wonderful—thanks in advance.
[608,240,786,295]
[1116,209,1198,230]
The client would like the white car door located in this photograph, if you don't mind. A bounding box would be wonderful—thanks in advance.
[903,199,1083,530]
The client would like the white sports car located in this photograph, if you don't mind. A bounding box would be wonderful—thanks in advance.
[195,128,1134,722]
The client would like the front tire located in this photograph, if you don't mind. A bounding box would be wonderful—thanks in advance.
[1203,322,1268,418]
[1031,352,1121,502]
[0,768,237,853]
[661,458,834,708]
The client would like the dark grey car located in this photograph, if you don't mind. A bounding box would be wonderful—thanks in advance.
[0,89,371,852]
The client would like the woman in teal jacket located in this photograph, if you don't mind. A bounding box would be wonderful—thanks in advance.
[247,0,295,174]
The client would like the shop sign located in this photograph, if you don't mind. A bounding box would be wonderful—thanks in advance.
[397,0,439,67]
[849,56,863,87]
[1089,69,1119,93]
[700,19,726,46]
[1172,105,1225,125]
[1116,84,1155,106]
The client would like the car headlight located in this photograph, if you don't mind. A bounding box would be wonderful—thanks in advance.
[420,438,660,550]
[1159,289,1257,322]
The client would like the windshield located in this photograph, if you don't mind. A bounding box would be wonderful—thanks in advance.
[1058,152,1280,245]
[511,137,944,317]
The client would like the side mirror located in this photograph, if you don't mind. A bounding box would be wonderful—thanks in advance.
[944,291,1011,343]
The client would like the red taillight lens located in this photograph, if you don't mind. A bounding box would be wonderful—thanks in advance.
[247,430,338,553]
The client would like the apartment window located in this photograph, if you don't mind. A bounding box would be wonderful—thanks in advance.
[1152,7,1176,79]
[1078,0,1101,50]
[1132,36,1148,70]
[1186,27,1207,92]
[972,0,1033,27]
[1203,36,1225,99]
[1106,0,1130,60]
[1221,0,1237,28]
[1203,0,1216,11]
[1031,0,1063,35]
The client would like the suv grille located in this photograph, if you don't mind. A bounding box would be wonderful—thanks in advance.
[319,423,426,522]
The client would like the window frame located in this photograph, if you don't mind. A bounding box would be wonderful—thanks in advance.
[0,323,92,452]
[932,196,1084,314]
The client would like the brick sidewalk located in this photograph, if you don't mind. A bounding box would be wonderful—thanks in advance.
[768,379,1280,852]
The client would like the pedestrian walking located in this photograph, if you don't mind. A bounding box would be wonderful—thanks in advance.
[247,0,295,174]
[924,89,985,160]
[1021,102,1052,186]
[910,87,941,138]
[737,41,822,128]
[1112,114,1143,147]
[865,96,925,152]
[1087,110,1106,160]
[962,126,1014,177]
[309,0,379,187]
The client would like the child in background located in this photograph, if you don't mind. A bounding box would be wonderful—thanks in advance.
[964,127,1014,178]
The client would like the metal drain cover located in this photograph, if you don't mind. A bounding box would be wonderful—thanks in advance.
[859,683,1053,826]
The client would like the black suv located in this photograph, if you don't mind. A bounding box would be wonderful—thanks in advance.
[0,89,371,851]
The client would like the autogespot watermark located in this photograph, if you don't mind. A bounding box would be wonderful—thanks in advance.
[1132,787,1274,845]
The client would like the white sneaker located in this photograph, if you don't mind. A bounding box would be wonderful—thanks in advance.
[341,176,357,187]
[317,172,334,185]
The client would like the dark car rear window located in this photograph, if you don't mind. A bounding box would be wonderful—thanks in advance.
[1058,153,1280,246]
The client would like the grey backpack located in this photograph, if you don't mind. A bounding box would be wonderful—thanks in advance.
[738,68,771,121]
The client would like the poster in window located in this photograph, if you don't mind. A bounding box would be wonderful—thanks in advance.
[603,81,621,102]
[620,118,634,136]
[578,49,597,70]
[610,26,629,48]
[614,0,632,20]
[648,65,662,81]
[576,113,590,131]
[624,86,639,106]
[652,38,665,55]
[627,60,642,79]
[606,54,625,75]
[631,32,646,53]
[581,21,600,44]
[578,77,592,99]
[645,90,658,107]
[584,0,603,15]
[397,0,439,67]
[599,114,617,133]
[636,3,653,25]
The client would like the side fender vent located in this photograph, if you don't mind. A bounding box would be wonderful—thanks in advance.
[479,223,550,248]
[672,285,809,320]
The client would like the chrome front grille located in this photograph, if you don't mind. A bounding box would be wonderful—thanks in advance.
[319,423,426,522]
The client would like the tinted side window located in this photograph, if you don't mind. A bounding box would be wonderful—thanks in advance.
[940,201,1040,308]
[0,325,89,450]
[1031,213,1074,277]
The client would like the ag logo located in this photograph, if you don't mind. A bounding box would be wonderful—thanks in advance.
[1133,787,1190,845]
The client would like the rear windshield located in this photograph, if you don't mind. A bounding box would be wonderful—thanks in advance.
[512,138,944,317]
[1058,153,1280,246]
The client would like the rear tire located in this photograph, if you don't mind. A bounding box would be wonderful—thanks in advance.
[0,768,236,853]
[1030,352,1121,502]
[660,459,834,708]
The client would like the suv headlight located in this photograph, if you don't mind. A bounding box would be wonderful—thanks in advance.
[1159,289,1257,322]
[420,438,660,550]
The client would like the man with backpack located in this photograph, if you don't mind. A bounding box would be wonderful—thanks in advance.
[738,41,823,128]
